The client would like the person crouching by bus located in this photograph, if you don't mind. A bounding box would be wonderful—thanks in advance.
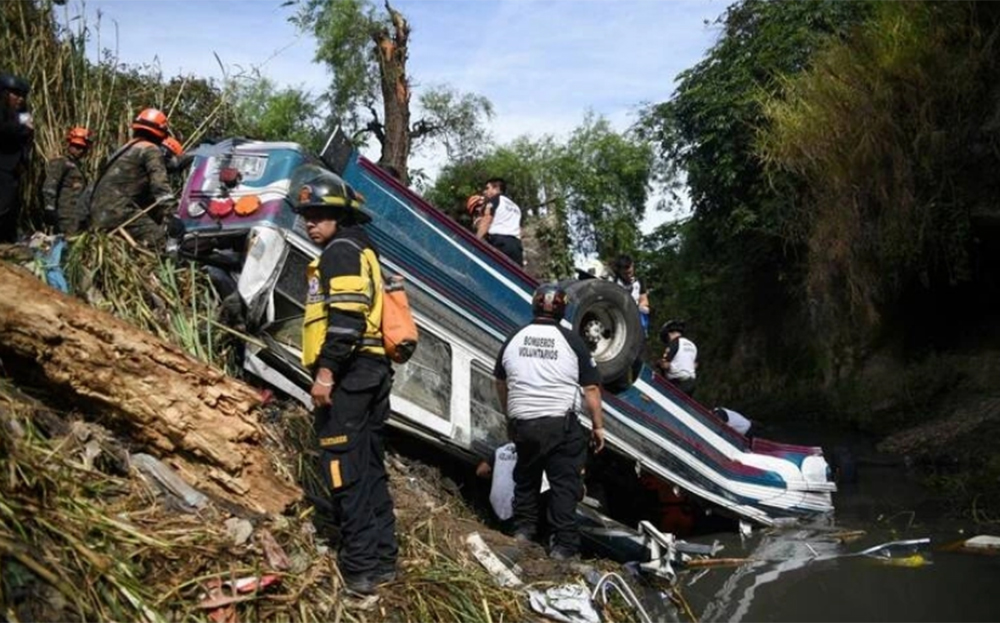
[476,177,523,266]
[657,319,698,397]
[294,166,397,597]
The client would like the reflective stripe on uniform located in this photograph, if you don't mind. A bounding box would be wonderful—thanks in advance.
[301,237,386,368]
[330,460,343,488]
[326,325,361,337]
[325,292,371,306]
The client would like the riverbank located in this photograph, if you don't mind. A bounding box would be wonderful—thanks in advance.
[736,348,1000,525]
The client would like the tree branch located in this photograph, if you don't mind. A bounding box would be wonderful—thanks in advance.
[410,118,441,140]
[385,0,409,48]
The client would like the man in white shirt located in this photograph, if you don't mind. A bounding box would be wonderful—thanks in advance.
[611,255,650,335]
[475,177,523,266]
[713,407,753,436]
[657,319,698,397]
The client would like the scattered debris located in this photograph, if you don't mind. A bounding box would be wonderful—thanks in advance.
[257,529,292,570]
[198,574,281,623]
[830,529,867,543]
[131,452,210,511]
[940,534,1000,556]
[528,583,601,623]
[224,518,255,547]
[637,520,677,583]
[465,532,523,588]
[586,570,655,623]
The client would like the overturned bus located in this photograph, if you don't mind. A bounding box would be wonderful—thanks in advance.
[172,132,835,536]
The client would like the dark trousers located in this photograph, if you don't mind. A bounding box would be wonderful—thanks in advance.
[314,357,397,579]
[0,172,20,243]
[510,415,588,554]
[488,234,523,266]
[672,377,696,397]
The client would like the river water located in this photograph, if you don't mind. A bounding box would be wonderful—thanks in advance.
[677,427,1000,622]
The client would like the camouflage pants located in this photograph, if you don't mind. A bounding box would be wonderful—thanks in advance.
[57,196,90,236]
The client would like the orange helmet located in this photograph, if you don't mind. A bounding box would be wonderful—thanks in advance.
[66,126,93,148]
[466,194,484,214]
[132,107,169,139]
[161,136,184,157]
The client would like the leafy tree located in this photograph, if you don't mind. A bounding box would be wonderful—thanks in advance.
[225,75,322,150]
[554,113,653,260]
[636,0,870,396]
[427,136,573,280]
[292,0,492,184]
[428,115,653,280]
[416,85,494,162]
[759,1,1000,370]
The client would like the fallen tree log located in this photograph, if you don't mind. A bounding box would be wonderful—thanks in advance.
[0,262,301,515]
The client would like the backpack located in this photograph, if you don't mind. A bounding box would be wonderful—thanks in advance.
[382,275,418,363]
[333,237,418,363]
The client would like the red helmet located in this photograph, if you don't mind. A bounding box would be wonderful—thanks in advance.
[466,194,484,214]
[161,136,183,157]
[532,284,568,320]
[132,107,169,139]
[66,126,93,148]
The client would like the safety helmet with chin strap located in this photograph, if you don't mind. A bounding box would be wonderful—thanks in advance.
[532,283,568,321]
[132,107,169,140]
[289,165,373,224]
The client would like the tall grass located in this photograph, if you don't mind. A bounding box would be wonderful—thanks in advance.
[61,232,237,370]
[1,0,233,229]
[758,2,1000,369]
[0,383,537,623]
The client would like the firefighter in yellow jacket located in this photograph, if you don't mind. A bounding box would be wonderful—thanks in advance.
[294,165,397,597]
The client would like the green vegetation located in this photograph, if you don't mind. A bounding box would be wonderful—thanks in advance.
[759,2,1000,377]
[426,114,654,280]
[291,0,494,183]
[636,0,873,403]
[635,0,1000,518]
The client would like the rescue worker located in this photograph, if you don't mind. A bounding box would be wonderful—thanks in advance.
[42,127,93,234]
[0,73,33,243]
[475,177,523,266]
[89,107,175,248]
[494,283,605,560]
[160,135,193,173]
[657,320,698,397]
[611,254,650,334]
[713,407,753,436]
[294,165,397,597]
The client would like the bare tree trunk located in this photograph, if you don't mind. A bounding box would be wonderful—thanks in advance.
[373,0,412,185]
[0,262,301,516]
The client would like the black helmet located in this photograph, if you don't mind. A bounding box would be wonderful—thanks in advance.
[0,73,29,96]
[614,254,634,274]
[659,319,685,343]
[288,165,372,224]
[532,283,568,320]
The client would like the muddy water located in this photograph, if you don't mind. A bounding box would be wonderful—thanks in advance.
[679,427,1000,622]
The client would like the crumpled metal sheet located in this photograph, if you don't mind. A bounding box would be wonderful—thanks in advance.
[527,583,600,623]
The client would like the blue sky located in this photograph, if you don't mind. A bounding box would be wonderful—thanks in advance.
[77,0,727,228]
